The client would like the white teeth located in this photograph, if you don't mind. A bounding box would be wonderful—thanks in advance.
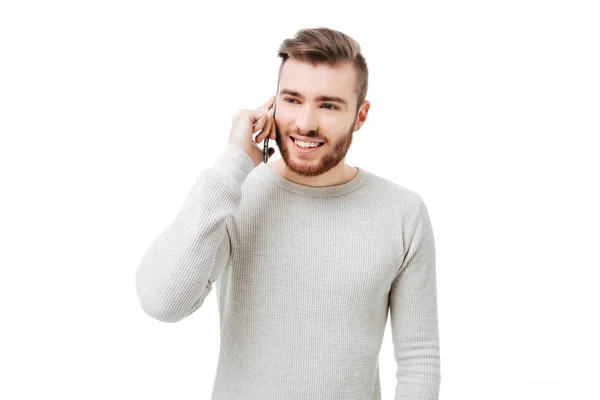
[296,139,321,148]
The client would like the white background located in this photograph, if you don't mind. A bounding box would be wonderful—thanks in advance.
[1,1,599,399]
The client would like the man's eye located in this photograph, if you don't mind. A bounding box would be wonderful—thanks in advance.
[283,98,338,110]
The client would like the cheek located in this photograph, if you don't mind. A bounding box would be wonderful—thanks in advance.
[273,115,289,132]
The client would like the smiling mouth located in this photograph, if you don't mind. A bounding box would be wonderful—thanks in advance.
[291,137,325,147]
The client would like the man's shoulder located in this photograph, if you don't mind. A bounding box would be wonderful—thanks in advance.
[363,169,424,207]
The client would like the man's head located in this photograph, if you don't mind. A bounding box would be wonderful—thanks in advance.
[273,27,370,178]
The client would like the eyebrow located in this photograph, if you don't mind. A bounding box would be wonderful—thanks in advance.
[279,89,348,107]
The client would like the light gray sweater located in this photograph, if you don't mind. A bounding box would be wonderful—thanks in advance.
[135,144,441,399]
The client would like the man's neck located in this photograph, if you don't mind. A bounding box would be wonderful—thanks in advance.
[268,159,358,187]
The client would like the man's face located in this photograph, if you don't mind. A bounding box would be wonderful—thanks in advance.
[273,58,361,177]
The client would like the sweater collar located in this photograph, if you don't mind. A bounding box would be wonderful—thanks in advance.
[254,161,370,197]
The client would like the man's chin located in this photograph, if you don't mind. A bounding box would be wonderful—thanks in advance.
[282,153,336,178]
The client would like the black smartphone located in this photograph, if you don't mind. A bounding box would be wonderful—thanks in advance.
[263,98,276,163]
[263,83,279,163]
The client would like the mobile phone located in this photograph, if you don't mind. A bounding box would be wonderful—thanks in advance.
[263,97,277,163]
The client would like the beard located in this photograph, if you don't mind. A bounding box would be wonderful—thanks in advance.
[274,120,356,178]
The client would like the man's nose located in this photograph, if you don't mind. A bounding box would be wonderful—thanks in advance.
[295,107,318,132]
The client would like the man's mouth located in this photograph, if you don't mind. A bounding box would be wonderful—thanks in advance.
[291,136,325,149]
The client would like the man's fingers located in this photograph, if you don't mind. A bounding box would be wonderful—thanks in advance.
[263,116,272,142]
[255,115,272,143]
[252,113,266,133]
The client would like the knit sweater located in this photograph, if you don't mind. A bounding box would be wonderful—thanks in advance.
[135,144,441,400]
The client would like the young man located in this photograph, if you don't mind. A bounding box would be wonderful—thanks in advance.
[136,27,441,400]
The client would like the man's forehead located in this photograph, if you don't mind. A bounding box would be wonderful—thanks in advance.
[280,58,355,81]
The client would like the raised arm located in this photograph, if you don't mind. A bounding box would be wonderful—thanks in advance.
[135,144,254,323]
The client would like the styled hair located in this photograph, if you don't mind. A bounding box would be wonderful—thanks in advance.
[277,27,368,114]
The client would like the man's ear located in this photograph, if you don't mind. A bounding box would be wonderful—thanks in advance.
[354,100,370,130]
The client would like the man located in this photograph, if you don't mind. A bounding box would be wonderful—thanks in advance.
[136,26,441,400]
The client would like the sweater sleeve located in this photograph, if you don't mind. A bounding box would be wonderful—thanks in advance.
[389,198,441,399]
[135,144,254,323]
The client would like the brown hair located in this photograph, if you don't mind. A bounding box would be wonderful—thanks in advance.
[277,27,368,115]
